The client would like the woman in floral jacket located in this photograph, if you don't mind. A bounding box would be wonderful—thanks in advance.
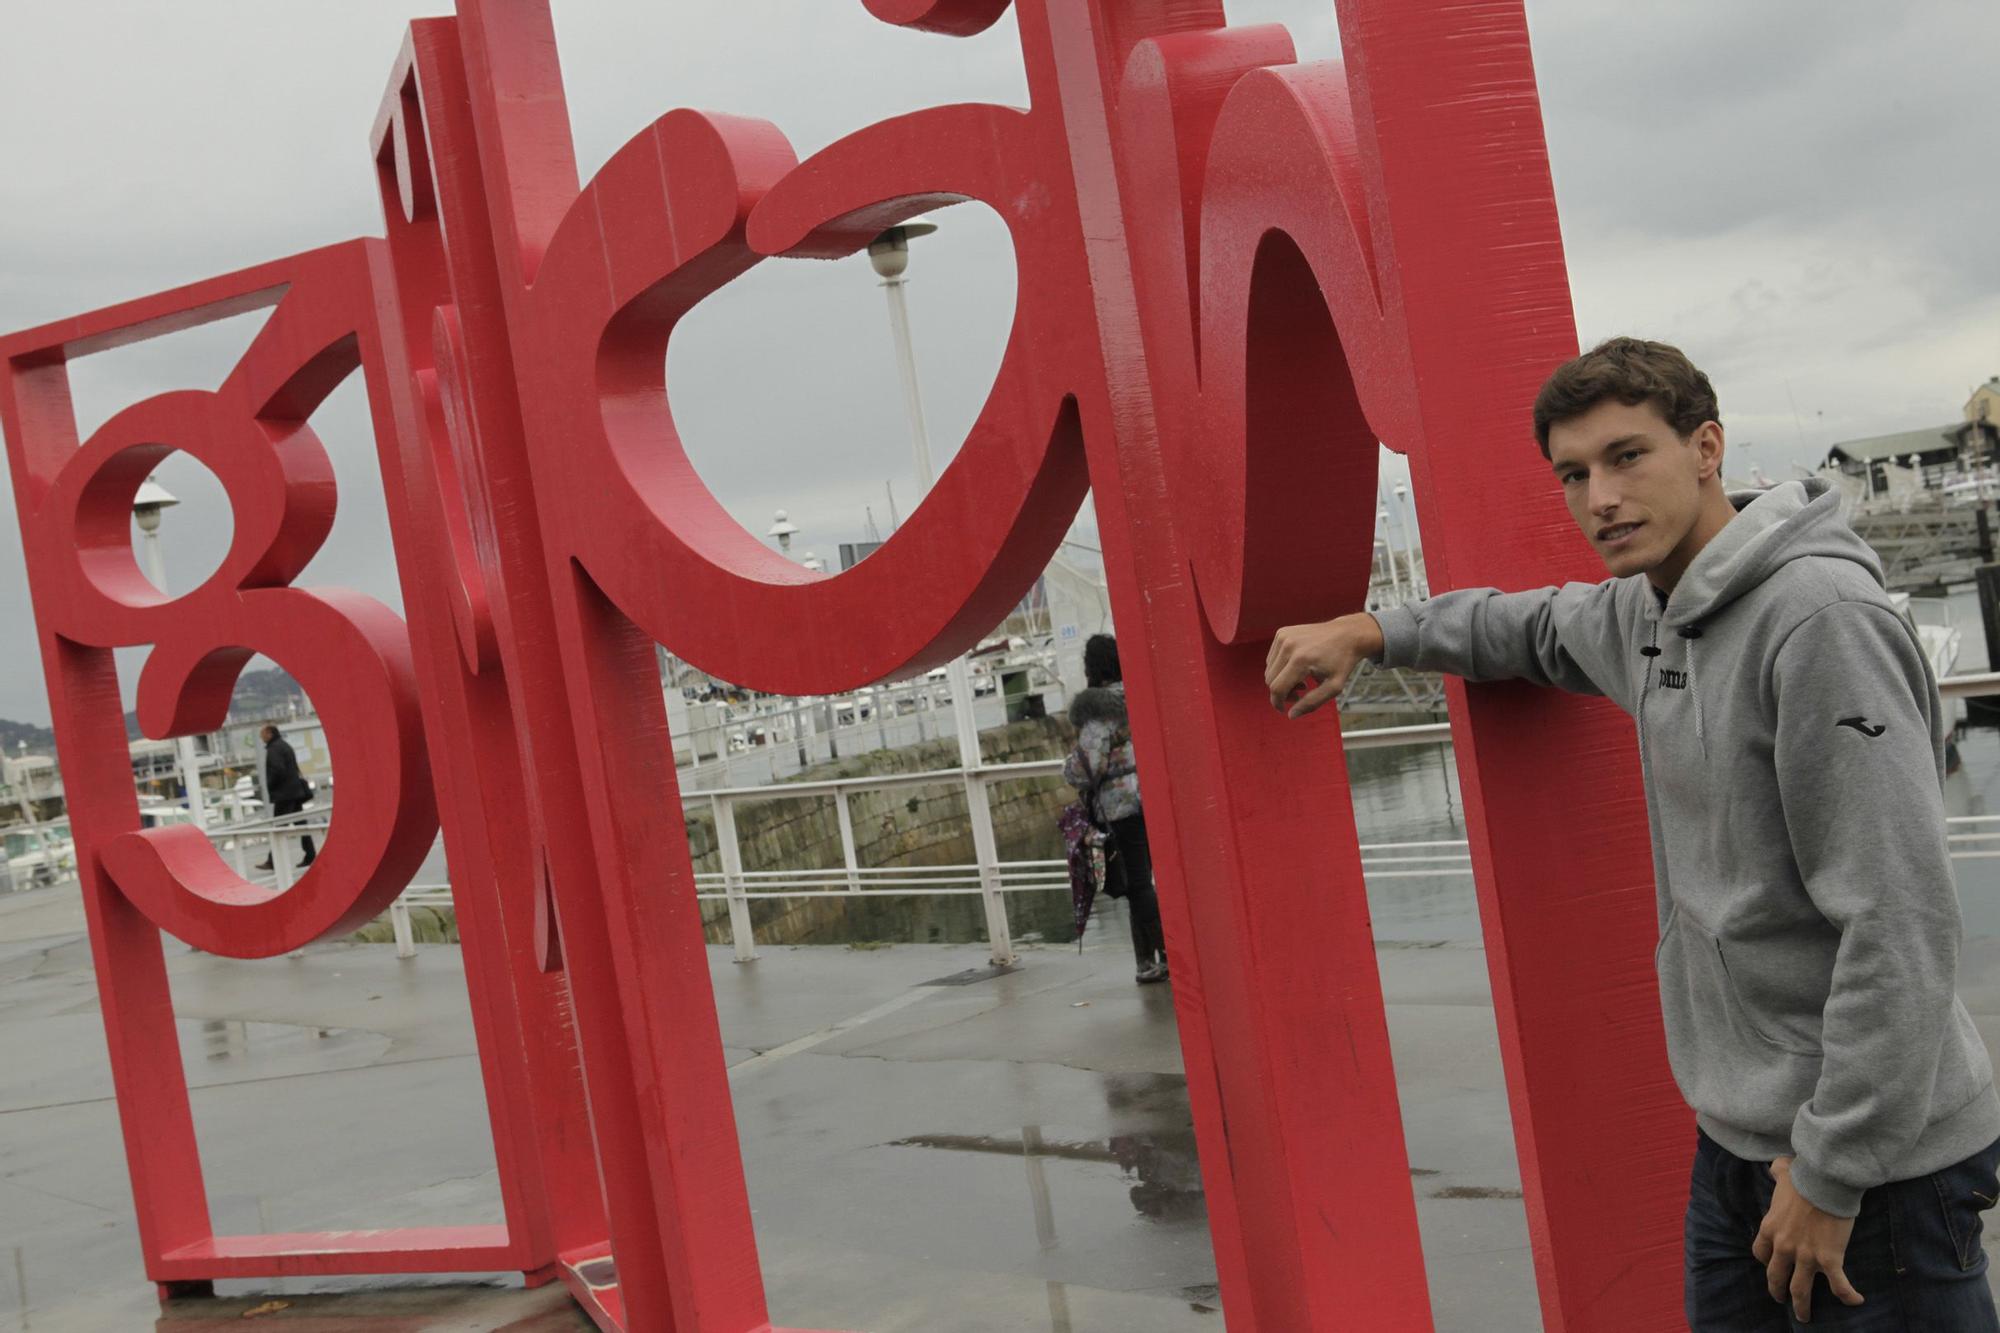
[1063,635,1168,983]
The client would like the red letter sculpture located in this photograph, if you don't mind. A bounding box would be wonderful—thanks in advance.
[0,2,1686,1329]
[0,243,579,1291]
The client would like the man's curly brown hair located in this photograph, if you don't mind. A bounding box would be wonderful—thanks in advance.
[1533,337,1719,458]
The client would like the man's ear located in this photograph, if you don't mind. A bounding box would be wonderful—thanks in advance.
[1693,421,1725,481]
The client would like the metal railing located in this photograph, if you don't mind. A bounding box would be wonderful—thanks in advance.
[689,759,1063,966]
[1943,673,2000,700]
[390,883,454,958]
[675,662,1074,792]
[212,808,330,899]
[1346,813,2000,878]
[652,670,2000,965]
[674,729,1481,965]
[23,671,2000,960]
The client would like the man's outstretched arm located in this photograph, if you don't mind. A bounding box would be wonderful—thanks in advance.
[1267,583,1618,718]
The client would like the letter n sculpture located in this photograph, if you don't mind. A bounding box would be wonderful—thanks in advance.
[0,2,1685,1329]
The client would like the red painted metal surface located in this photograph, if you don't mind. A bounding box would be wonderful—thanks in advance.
[0,244,561,1288]
[0,2,1685,1329]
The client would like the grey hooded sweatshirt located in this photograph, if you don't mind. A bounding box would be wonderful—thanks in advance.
[1373,478,2000,1217]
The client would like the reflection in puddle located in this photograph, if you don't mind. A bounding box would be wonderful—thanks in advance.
[1107,1129,1206,1224]
[1022,1127,1074,1333]
[200,1019,244,1062]
[895,1101,1211,1329]
[186,1018,372,1072]
[890,1123,1206,1226]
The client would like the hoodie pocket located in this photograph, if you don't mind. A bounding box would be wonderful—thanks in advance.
[1656,911,1822,1134]
[1711,937,1821,1057]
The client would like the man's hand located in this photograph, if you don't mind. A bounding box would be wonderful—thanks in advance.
[1265,614,1385,719]
[1752,1156,1864,1323]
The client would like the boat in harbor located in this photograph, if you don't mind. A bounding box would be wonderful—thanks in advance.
[3,817,73,891]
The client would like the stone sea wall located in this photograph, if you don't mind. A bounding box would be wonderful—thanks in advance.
[683,715,1079,947]
[358,714,1085,949]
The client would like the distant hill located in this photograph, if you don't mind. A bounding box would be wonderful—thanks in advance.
[0,718,55,756]
[227,666,310,723]
[1,666,310,753]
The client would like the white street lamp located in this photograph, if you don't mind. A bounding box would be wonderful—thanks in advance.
[132,476,179,536]
[869,220,981,769]
[1392,481,1425,600]
[767,508,799,555]
[131,476,208,828]
[1376,507,1404,603]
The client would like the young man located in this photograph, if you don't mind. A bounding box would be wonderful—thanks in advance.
[1265,338,2000,1328]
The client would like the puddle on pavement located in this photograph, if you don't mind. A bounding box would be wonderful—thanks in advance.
[892,1067,1208,1232]
[893,1127,1208,1226]
[182,1018,386,1076]
[879,1069,1218,1324]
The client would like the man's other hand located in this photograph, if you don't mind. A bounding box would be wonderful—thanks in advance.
[1752,1156,1864,1323]
[1265,614,1385,719]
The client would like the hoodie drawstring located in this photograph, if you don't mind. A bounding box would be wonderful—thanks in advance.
[1639,621,1661,775]
[1679,625,1707,756]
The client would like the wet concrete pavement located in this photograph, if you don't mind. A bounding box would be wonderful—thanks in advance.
[4,883,2000,1330]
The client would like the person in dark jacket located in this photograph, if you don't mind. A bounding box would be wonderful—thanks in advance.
[257,724,315,870]
[1063,635,1168,983]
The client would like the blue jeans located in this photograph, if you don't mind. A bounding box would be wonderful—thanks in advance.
[1686,1129,2000,1329]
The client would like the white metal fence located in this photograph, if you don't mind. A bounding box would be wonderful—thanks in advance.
[19,671,2000,962]
[214,808,331,895]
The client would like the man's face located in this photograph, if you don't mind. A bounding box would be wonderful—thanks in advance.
[1547,400,1721,580]
[261,727,276,743]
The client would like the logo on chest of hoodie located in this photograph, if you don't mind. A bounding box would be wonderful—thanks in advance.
[1657,667,1689,690]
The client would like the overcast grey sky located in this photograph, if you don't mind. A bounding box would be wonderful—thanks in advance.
[0,2,1994,725]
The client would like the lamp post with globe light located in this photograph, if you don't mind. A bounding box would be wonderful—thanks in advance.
[767,509,799,556]
[763,512,826,771]
[868,221,982,769]
[132,476,208,828]
[1392,481,1425,600]
[1376,506,1404,604]
[869,219,1013,964]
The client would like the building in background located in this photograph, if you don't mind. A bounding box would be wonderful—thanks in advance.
[1824,420,1998,500]
[837,540,885,571]
[1822,379,2000,502]
[1041,555,1114,697]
